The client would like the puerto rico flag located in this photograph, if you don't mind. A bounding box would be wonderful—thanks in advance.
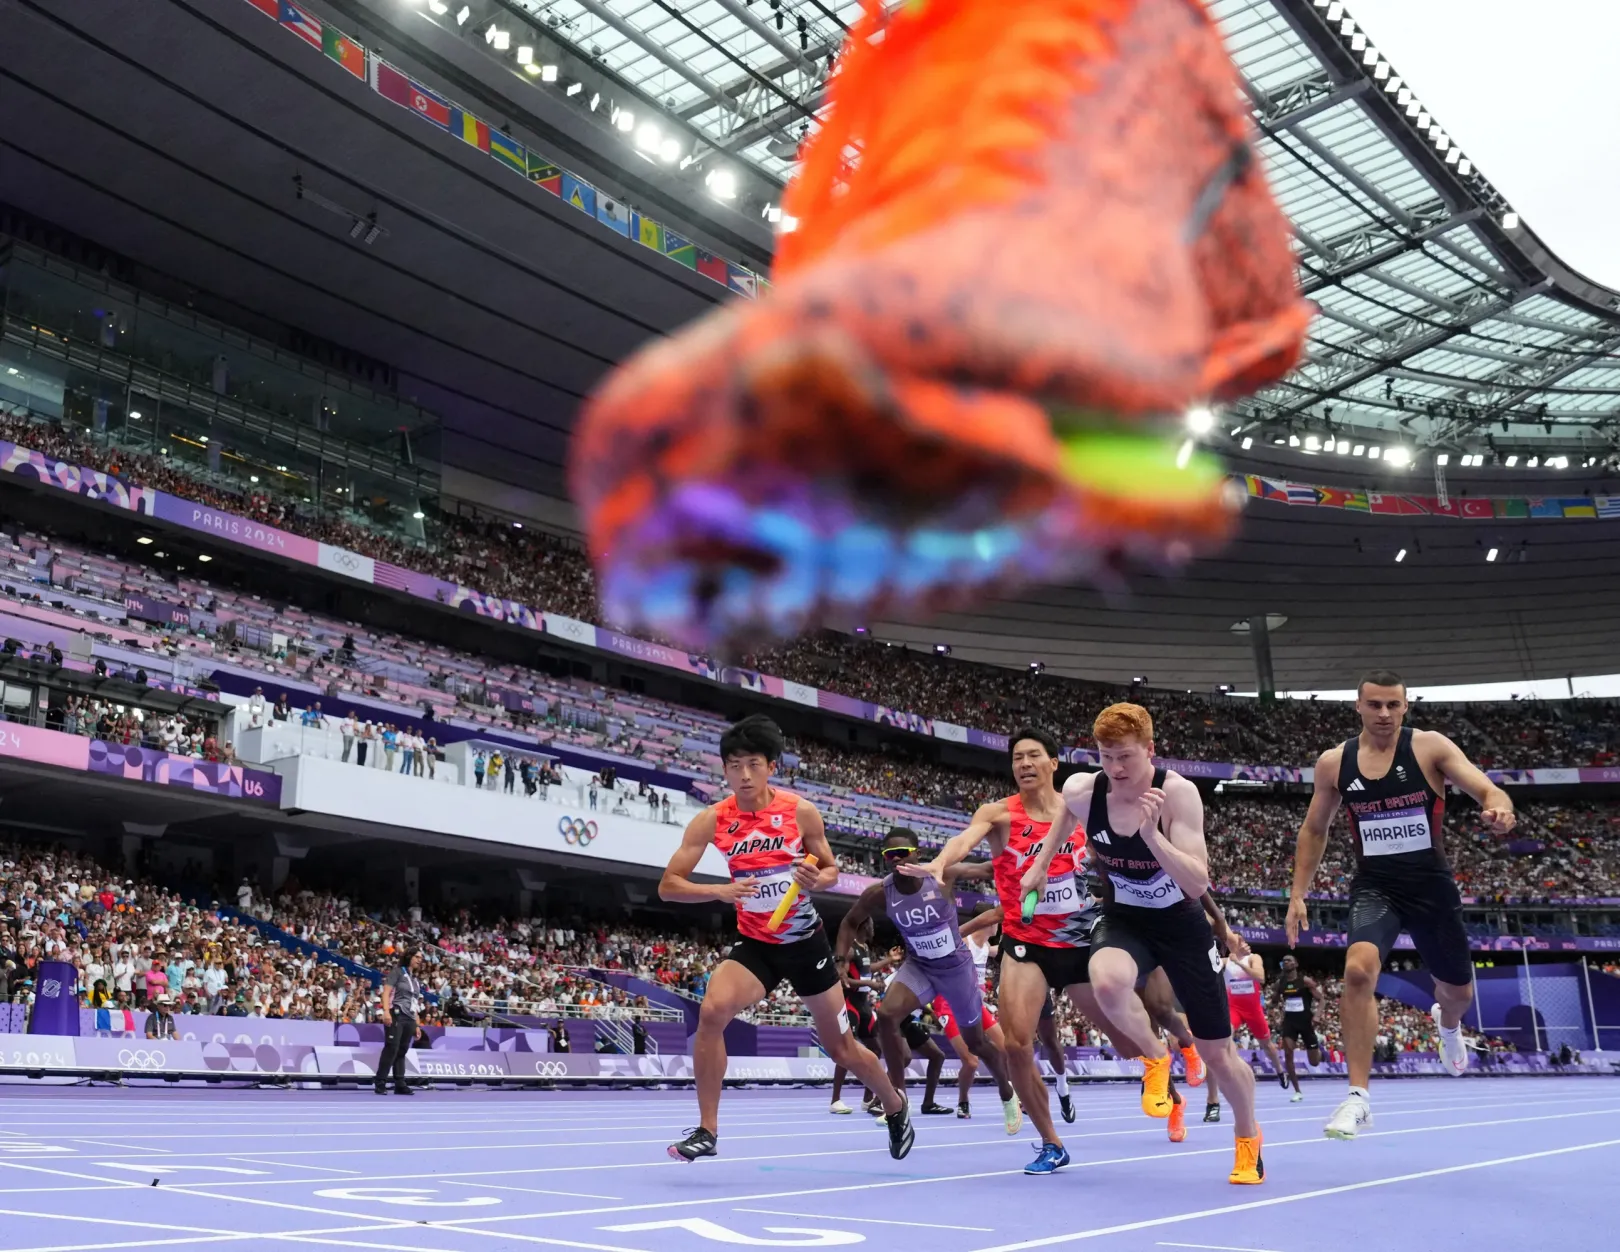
[279,1,323,48]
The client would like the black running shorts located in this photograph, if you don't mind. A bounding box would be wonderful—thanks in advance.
[845,1006,878,1041]
[1279,1013,1319,1050]
[901,1017,932,1051]
[1091,905,1231,1041]
[1002,939,1091,992]
[724,927,841,999]
[1346,873,1473,987]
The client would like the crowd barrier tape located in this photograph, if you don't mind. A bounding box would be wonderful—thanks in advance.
[3,434,1617,794]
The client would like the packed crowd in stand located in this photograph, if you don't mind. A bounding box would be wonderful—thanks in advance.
[6,412,1620,772]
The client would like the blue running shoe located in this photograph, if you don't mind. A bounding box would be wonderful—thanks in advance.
[1024,1142,1071,1175]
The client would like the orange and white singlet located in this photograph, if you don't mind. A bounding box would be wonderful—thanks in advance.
[992,792,1090,947]
[712,787,819,943]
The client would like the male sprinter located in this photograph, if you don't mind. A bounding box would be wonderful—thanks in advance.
[1285,670,1513,1139]
[838,829,1023,1133]
[1270,955,1323,1103]
[914,726,1139,1174]
[659,715,914,1161]
[829,917,882,1115]
[1023,703,1263,1184]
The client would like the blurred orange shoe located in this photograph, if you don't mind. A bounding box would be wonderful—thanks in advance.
[571,0,1309,648]
[1230,1131,1264,1185]
[1167,1090,1187,1142]
[1140,1054,1173,1119]
[1182,1045,1205,1087]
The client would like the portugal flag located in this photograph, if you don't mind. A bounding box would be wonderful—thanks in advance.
[322,27,366,79]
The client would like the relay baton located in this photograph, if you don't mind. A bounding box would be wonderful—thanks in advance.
[1021,889,1039,923]
[767,854,819,931]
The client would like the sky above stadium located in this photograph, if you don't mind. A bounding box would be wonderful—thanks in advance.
[1348,0,1620,289]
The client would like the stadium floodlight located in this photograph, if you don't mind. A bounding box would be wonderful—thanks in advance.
[524,64,541,76]
[1504,454,1518,467]
[1304,434,1321,452]
[1325,2,1342,18]
[1395,548,1406,563]
[1336,440,1351,455]
[1446,148,1461,165]
[1184,404,1215,435]
[1241,436,1253,450]
[1313,0,1329,8]
[1341,18,1355,36]
[1385,445,1412,467]
[1502,211,1520,229]
[541,64,558,82]
[1397,88,1411,105]
[485,23,497,43]
[1436,453,1449,466]
[1458,159,1473,175]
[455,6,470,25]
[1373,59,1390,79]
[1351,32,1366,50]
[613,108,635,133]
[1486,547,1499,563]
[705,167,738,200]
[129,410,142,420]
[1353,444,1365,456]
[412,510,426,520]
[1416,110,1430,127]
[589,92,601,111]
[1527,455,1540,468]
[566,81,582,96]
[1386,76,1403,94]
[659,136,681,163]
[493,29,510,50]
[1288,434,1301,448]
[428,0,448,14]
[517,46,534,65]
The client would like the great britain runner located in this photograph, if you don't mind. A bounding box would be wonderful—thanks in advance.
[658,715,915,1162]
[1287,670,1513,1140]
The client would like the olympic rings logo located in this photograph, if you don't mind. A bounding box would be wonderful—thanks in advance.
[533,1061,569,1078]
[117,1049,168,1069]
[558,817,598,846]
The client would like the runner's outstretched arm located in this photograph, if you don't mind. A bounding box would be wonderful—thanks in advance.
[960,906,1004,941]
[833,883,886,969]
[1287,749,1343,945]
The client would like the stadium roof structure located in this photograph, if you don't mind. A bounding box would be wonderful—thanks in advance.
[502,0,1620,461]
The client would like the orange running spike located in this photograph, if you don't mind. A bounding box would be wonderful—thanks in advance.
[570,0,1309,649]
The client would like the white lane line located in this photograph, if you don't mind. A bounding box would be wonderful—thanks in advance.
[1157,1243,1289,1252]
[64,1139,171,1152]
[442,1179,623,1200]
[962,1138,1620,1252]
[227,1158,362,1175]
[734,1208,992,1232]
[30,1091,1597,1163]
[0,1225,433,1252]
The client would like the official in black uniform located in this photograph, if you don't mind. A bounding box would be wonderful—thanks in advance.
[1287,670,1514,1138]
[375,947,425,1095]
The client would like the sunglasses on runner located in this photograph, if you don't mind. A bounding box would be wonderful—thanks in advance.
[882,846,917,860]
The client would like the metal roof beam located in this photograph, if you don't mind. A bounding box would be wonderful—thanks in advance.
[565,0,747,121]
[1287,127,1415,229]
[1299,207,1479,295]
[1245,68,1371,132]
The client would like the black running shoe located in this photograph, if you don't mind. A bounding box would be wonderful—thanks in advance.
[921,1101,953,1115]
[1278,1071,1289,1089]
[886,1099,915,1160]
[957,1101,972,1119]
[1059,1093,1076,1124]
[668,1127,717,1162]
[1203,1103,1221,1124]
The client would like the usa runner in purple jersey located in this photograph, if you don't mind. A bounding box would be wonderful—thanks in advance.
[836,828,1023,1135]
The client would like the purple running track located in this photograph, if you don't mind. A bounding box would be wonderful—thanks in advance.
[0,1076,1613,1251]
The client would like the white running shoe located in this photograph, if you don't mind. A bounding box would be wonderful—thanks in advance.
[1432,1003,1470,1077]
[1002,1095,1023,1136]
[829,1099,854,1114]
[1324,1092,1372,1139]
[1289,1091,1304,1103]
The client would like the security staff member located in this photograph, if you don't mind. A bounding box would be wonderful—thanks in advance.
[374,948,424,1096]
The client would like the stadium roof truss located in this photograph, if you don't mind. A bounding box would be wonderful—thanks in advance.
[505,0,1620,456]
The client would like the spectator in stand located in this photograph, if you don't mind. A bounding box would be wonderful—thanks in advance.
[248,687,267,729]
[236,878,254,917]
[272,694,291,723]
[341,712,358,763]
[473,751,486,789]
[145,995,178,1039]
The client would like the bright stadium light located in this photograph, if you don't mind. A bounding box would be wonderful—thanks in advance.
[541,64,558,82]
[1385,445,1412,467]
[1288,434,1301,448]
[1241,436,1254,450]
[1504,454,1518,467]
[1368,446,1382,460]
[1436,453,1449,466]
[494,29,510,50]
[1185,405,1215,435]
[455,5,470,25]
[635,122,663,154]
[1486,547,1499,563]
[428,0,448,13]
[613,108,635,133]
[517,46,534,65]
[705,167,738,200]
[566,81,583,96]
[1353,443,1365,456]
[1502,212,1520,229]
[1395,548,1407,563]
[1528,455,1540,467]
[659,136,681,163]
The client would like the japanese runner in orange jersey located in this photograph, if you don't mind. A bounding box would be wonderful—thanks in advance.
[569,0,1310,651]
[915,726,1153,1175]
[659,715,913,1163]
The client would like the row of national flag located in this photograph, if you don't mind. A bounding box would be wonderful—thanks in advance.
[1241,475,1620,521]
[244,0,767,300]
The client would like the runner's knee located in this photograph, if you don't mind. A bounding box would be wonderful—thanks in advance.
[1343,953,1380,993]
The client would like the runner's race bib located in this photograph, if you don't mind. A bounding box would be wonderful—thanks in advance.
[1358,806,1433,856]
[908,926,956,959]
[1227,976,1256,997]
[1035,872,1079,915]
[739,869,796,911]
[1285,995,1305,1013]
[1108,868,1186,909]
